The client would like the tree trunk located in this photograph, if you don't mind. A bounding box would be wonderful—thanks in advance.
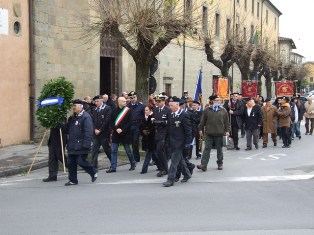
[265,75,272,98]
[135,62,150,104]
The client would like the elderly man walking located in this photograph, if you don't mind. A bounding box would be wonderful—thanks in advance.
[162,96,192,187]
[261,98,278,148]
[197,95,230,171]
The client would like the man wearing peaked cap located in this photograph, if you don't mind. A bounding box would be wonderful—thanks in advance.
[128,91,137,97]
[153,92,172,177]
[127,90,145,162]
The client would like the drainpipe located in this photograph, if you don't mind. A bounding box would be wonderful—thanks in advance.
[28,0,35,141]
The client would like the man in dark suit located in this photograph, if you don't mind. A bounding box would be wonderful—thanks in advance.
[229,92,244,150]
[163,96,192,187]
[91,95,112,171]
[243,98,263,150]
[153,94,172,177]
[107,97,136,173]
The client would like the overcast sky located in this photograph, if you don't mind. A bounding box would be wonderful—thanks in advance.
[270,0,313,62]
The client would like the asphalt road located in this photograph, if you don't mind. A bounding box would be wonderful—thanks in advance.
[1,134,314,235]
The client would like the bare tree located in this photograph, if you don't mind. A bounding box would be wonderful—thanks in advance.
[80,0,202,101]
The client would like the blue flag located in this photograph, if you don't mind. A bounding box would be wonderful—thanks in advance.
[194,69,203,105]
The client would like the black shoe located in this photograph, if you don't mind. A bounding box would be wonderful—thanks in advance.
[255,144,259,149]
[162,181,174,187]
[195,156,201,160]
[282,145,287,148]
[157,171,167,177]
[175,177,180,182]
[310,133,313,135]
[181,176,191,183]
[92,173,97,182]
[298,136,301,140]
[129,165,136,171]
[65,181,78,186]
[217,164,223,170]
[140,171,147,174]
[262,144,267,148]
[274,142,277,146]
[241,135,245,138]
[245,147,252,151]
[196,164,207,172]
[305,132,309,135]
[43,176,57,182]
[106,168,116,173]
[235,146,240,150]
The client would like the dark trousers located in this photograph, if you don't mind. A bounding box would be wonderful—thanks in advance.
[167,149,191,182]
[48,146,66,178]
[201,135,223,166]
[280,127,291,146]
[156,139,168,173]
[91,137,111,170]
[231,122,239,147]
[176,150,195,179]
[67,154,96,184]
[131,130,141,162]
[141,150,155,173]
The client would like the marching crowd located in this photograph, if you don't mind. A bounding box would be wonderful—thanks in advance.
[42,90,314,187]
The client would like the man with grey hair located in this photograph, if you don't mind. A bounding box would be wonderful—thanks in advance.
[102,94,109,104]
[162,96,192,187]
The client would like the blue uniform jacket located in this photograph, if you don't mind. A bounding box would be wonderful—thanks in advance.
[169,109,192,151]
[66,110,93,154]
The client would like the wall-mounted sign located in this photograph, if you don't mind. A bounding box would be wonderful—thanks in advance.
[0,8,9,35]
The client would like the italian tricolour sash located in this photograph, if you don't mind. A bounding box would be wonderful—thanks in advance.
[115,106,130,126]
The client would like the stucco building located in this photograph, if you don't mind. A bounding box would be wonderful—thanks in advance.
[0,0,282,146]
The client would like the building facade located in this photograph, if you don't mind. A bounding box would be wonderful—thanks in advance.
[0,0,282,146]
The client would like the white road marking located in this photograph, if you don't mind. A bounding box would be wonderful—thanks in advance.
[96,174,314,185]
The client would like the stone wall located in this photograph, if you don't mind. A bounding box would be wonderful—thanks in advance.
[32,0,100,140]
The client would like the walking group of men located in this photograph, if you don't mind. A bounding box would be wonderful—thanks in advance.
[42,89,314,187]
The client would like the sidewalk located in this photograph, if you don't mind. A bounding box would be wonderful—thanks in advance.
[0,144,141,178]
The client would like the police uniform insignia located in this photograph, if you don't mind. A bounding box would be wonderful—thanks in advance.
[175,121,181,127]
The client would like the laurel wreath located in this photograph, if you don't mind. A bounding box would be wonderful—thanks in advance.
[36,77,74,128]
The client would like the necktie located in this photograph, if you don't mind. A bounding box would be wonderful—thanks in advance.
[159,108,162,113]
[97,108,100,112]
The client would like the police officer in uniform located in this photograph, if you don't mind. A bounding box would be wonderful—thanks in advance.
[91,95,112,171]
[127,91,145,162]
[152,94,172,177]
[163,96,192,187]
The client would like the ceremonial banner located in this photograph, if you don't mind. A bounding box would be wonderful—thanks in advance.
[242,80,258,98]
[213,79,219,95]
[193,69,203,104]
[276,81,294,96]
[218,78,229,99]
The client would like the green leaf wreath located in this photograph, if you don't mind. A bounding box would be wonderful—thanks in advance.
[36,77,74,128]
